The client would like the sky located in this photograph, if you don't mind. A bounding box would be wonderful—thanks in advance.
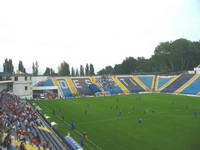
[0,0,200,74]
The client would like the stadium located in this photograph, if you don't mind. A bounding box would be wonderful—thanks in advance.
[1,67,200,150]
[1,0,200,150]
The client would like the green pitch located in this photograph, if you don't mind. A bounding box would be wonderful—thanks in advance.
[34,94,200,150]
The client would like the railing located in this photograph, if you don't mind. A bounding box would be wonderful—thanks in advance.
[30,102,70,149]
[58,85,65,98]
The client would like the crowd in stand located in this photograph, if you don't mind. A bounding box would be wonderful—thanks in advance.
[0,91,52,150]
[98,76,115,90]
[98,76,120,93]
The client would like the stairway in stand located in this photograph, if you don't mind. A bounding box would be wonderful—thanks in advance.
[111,76,129,94]
[65,77,78,96]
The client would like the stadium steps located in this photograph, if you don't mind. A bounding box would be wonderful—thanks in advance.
[39,119,69,150]
[154,75,159,91]
[39,126,63,150]
[34,126,60,150]
[89,76,104,92]
[111,76,129,93]
[52,78,59,86]
[36,112,69,150]
[175,74,200,94]
[37,126,52,134]
[131,75,149,91]
[65,77,78,95]
[32,123,62,150]
[52,78,66,98]
[151,75,157,91]
[59,79,72,98]
[158,74,181,91]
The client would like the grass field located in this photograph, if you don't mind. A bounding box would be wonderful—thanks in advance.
[34,93,200,150]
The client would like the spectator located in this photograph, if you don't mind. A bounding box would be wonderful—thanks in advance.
[0,91,54,150]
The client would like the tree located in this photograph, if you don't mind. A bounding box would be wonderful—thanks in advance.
[104,66,114,74]
[18,60,26,73]
[190,41,200,67]
[75,68,79,76]
[3,58,9,72]
[43,67,56,76]
[170,38,192,71]
[89,64,95,75]
[85,64,89,76]
[8,59,14,73]
[71,67,75,76]
[58,61,70,76]
[99,38,200,74]
[98,66,114,75]
[80,65,84,76]
[135,57,150,72]
[151,38,197,72]
[35,61,39,75]
[32,63,35,75]
[43,67,51,76]
[32,61,39,76]
[3,58,14,73]
[114,64,123,74]
[120,57,137,74]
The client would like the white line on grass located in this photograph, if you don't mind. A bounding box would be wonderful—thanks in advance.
[78,115,134,125]
[38,102,185,150]
[41,105,103,150]
[78,109,185,125]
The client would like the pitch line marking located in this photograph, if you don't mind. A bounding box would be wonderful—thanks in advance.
[38,103,185,149]
[41,104,103,150]
[78,109,185,125]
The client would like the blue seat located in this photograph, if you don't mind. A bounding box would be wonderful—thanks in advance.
[58,79,72,97]
[110,86,123,94]
[97,77,123,94]
[181,76,200,95]
[71,78,94,95]
[138,75,153,89]
[157,77,173,89]
[88,84,101,93]
[118,76,145,93]
[162,74,195,93]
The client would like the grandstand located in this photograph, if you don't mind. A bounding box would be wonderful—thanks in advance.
[0,91,69,150]
[71,77,94,96]
[117,76,145,93]
[2,71,200,149]
[55,78,72,98]
[33,73,200,98]
[180,74,200,95]
[95,76,124,94]
[160,74,195,93]
[2,72,200,99]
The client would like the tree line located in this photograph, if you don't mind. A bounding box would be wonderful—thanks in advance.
[1,59,95,76]
[98,38,200,75]
[1,38,200,76]
[56,62,95,76]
